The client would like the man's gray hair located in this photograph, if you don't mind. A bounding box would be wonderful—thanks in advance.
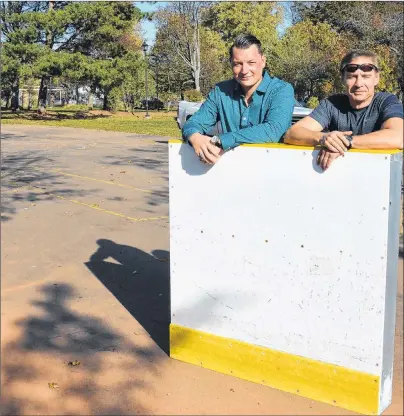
[340,50,379,73]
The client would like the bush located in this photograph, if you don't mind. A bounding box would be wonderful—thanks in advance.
[60,104,89,111]
[307,96,320,109]
[183,89,204,102]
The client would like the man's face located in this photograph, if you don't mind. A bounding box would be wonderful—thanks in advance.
[343,56,380,104]
[231,45,266,90]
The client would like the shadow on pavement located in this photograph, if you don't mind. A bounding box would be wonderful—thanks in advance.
[85,239,171,354]
[1,150,96,222]
[100,143,169,210]
[1,283,159,415]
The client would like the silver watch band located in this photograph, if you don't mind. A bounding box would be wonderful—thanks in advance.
[210,135,222,147]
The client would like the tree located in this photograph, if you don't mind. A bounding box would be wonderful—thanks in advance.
[37,1,142,111]
[154,2,211,91]
[292,1,404,97]
[1,1,143,112]
[199,27,229,95]
[203,1,282,61]
[0,1,44,111]
[271,20,346,101]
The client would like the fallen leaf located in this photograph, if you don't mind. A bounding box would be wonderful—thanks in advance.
[120,171,126,174]
[68,360,81,366]
[48,382,60,389]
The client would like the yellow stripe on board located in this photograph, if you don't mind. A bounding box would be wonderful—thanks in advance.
[168,139,401,154]
[170,324,380,415]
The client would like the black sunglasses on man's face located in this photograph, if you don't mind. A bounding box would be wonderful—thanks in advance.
[341,63,379,73]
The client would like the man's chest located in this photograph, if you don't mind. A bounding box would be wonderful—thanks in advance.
[330,108,381,135]
[223,95,267,128]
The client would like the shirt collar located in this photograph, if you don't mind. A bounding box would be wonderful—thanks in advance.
[256,71,271,93]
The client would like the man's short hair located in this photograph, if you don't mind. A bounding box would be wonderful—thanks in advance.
[340,50,379,73]
[229,34,263,60]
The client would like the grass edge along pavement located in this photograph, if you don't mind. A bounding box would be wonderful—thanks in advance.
[1,109,182,138]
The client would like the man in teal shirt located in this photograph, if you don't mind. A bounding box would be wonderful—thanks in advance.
[182,34,295,164]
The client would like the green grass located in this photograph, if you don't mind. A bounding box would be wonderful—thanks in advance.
[1,109,182,138]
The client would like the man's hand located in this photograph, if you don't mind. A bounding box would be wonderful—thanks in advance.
[320,131,352,154]
[188,133,223,164]
[317,148,341,170]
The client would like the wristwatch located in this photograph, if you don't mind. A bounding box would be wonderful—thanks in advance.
[210,135,222,148]
[345,135,353,150]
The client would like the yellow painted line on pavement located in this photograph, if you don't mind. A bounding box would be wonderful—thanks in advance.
[51,193,168,222]
[1,182,168,223]
[32,167,154,193]
[1,187,24,194]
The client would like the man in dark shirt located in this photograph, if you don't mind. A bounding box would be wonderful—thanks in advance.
[284,50,403,170]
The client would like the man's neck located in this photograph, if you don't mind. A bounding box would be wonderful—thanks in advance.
[241,75,263,103]
[348,93,375,110]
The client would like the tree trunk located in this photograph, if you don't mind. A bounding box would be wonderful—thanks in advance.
[5,91,11,109]
[37,1,55,114]
[103,92,108,111]
[190,8,201,91]
[37,77,49,113]
[75,85,80,104]
[10,77,20,113]
[28,90,33,110]
[195,23,201,91]
[193,68,200,91]
[88,92,94,109]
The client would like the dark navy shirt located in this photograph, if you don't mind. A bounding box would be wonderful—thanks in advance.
[309,92,403,135]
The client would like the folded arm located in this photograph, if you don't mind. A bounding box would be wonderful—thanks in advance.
[351,117,403,149]
[182,90,219,141]
[284,115,403,150]
[283,116,325,146]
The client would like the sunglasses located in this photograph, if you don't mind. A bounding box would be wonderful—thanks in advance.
[342,63,379,73]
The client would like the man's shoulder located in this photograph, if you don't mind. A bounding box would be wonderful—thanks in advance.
[268,75,293,87]
[372,92,401,107]
[264,74,293,94]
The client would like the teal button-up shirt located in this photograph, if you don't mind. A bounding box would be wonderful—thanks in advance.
[182,71,295,151]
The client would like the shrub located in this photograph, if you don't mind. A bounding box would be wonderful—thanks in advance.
[183,89,204,102]
[307,96,320,109]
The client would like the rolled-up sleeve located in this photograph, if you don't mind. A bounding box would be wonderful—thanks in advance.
[182,89,219,141]
[219,83,295,150]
